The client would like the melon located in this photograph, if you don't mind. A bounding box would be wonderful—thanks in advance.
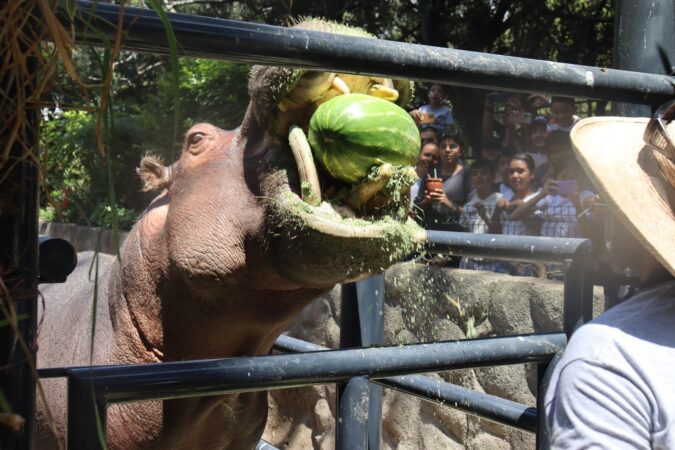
[308,94,420,184]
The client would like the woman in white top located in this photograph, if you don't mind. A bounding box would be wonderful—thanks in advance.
[494,153,541,236]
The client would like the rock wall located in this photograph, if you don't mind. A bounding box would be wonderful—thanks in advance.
[263,263,605,449]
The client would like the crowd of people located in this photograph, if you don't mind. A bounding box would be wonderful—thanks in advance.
[407,84,601,276]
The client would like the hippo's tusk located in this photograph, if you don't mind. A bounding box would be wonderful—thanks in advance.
[331,76,351,95]
[288,125,322,206]
[347,163,395,208]
[368,84,399,102]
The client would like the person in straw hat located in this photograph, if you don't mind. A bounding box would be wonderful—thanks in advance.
[545,100,675,448]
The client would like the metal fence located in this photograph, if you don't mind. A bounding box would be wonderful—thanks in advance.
[2,1,673,449]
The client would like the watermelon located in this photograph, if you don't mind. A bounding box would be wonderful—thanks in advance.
[308,93,420,184]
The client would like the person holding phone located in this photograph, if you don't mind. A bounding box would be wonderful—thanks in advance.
[511,132,597,238]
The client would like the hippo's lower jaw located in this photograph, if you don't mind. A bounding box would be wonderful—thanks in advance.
[263,170,426,288]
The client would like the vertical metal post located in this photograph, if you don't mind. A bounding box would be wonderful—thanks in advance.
[67,375,107,450]
[338,275,385,449]
[613,0,675,117]
[336,376,370,450]
[0,2,41,448]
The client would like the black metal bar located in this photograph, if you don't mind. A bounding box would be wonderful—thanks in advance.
[67,375,106,450]
[337,376,370,450]
[356,276,384,450]
[426,231,592,264]
[274,335,539,433]
[0,3,40,448]
[562,258,594,338]
[379,375,537,433]
[338,276,385,449]
[58,1,675,105]
[66,333,565,404]
[614,0,675,116]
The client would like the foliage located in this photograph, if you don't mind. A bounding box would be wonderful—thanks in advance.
[41,56,250,228]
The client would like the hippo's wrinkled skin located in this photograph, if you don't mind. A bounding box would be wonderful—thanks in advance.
[36,20,424,450]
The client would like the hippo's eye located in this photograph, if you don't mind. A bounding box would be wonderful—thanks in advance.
[188,132,204,146]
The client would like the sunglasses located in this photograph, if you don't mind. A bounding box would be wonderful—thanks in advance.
[644,99,675,161]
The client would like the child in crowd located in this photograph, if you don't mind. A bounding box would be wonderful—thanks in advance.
[526,115,549,169]
[494,153,542,276]
[412,133,470,231]
[410,142,441,204]
[459,159,509,273]
[497,150,515,198]
[478,137,502,183]
[547,97,580,132]
[409,84,454,133]
[495,153,541,236]
[420,126,440,146]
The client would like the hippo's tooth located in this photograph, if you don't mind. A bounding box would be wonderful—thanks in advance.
[368,84,399,102]
[331,76,350,95]
[348,163,394,208]
[288,125,322,206]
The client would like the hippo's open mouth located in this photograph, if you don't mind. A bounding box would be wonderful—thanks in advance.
[262,70,427,286]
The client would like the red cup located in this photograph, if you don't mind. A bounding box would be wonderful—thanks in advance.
[426,177,444,195]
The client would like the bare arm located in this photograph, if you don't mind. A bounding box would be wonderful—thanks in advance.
[510,182,555,220]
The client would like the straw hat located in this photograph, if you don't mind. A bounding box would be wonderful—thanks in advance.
[570,106,675,277]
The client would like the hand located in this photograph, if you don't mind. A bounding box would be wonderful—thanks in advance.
[495,198,509,211]
[426,188,452,208]
[543,178,558,196]
[475,202,489,220]
[409,109,422,123]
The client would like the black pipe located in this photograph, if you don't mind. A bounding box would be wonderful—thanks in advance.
[426,231,592,264]
[66,333,565,404]
[614,0,675,116]
[38,236,77,283]
[274,335,538,433]
[336,376,369,450]
[57,1,675,105]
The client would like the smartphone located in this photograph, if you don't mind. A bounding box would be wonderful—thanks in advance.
[556,179,578,195]
[507,110,532,125]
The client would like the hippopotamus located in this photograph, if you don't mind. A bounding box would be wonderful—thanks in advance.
[36,19,425,450]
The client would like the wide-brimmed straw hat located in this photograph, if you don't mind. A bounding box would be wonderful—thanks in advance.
[570,101,675,277]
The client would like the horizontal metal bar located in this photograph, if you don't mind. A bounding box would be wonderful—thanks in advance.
[425,231,592,263]
[274,335,537,433]
[59,1,675,104]
[66,333,565,404]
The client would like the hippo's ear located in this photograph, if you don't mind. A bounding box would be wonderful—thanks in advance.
[137,155,173,192]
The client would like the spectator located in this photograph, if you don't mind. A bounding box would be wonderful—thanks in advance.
[413,132,470,231]
[545,103,675,449]
[497,149,515,198]
[510,155,595,238]
[410,142,440,204]
[494,153,541,236]
[420,126,440,146]
[526,115,549,170]
[459,159,509,273]
[494,153,542,276]
[479,137,502,183]
[535,130,573,186]
[547,96,580,133]
[409,84,454,134]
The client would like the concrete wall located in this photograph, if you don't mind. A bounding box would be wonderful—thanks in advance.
[39,222,128,256]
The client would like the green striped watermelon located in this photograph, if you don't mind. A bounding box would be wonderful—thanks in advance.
[308,94,420,184]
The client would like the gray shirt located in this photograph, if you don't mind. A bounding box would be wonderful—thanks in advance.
[545,279,675,450]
